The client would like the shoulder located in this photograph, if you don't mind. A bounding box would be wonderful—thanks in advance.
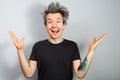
[33,39,48,48]
[64,39,77,44]
[63,39,78,47]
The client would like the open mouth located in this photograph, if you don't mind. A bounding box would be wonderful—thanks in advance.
[51,29,59,34]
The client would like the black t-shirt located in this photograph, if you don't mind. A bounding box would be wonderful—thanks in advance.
[29,39,81,80]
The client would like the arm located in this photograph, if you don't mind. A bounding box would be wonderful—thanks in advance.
[73,33,108,79]
[9,31,37,78]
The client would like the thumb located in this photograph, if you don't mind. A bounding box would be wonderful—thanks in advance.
[21,37,25,43]
[92,37,96,43]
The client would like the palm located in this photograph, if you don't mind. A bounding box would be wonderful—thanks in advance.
[9,31,24,50]
[89,33,107,51]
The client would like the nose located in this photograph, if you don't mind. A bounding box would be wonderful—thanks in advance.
[52,22,57,28]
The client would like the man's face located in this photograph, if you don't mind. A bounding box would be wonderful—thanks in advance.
[46,13,65,39]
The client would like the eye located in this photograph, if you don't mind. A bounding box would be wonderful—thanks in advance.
[57,20,61,23]
[47,21,52,24]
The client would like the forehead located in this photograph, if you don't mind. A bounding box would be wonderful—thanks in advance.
[46,13,63,20]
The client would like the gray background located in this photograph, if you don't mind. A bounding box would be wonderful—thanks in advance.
[0,0,120,80]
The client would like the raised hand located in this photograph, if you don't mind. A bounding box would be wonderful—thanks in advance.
[89,33,108,51]
[9,31,25,50]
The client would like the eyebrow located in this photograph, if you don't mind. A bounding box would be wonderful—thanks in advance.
[47,18,62,21]
[47,18,52,21]
[57,18,62,20]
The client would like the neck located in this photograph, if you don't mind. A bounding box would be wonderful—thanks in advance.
[48,37,64,44]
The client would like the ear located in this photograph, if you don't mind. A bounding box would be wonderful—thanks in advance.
[62,24,66,30]
[45,26,47,30]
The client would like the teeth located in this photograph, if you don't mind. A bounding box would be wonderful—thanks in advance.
[52,30,58,33]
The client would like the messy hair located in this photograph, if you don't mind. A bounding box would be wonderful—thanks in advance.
[43,2,69,25]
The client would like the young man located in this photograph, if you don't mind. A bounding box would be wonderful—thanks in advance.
[9,2,107,80]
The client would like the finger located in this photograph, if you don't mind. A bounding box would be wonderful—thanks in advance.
[93,37,96,42]
[9,31,16,42]
[96,33,108,44]
[21,37,25,43]
[10,31,18,40]
[9,31,16,40]
[9,31,13,39]
[9,31,19,44]
[91,37,97,47]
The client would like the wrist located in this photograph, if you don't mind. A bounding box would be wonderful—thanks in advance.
[87,50,95,59]
[88,48,95,53]
[89,50,95,53]
[17,48,24,54]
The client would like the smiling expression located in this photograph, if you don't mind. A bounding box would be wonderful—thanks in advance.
[45,13,65,40]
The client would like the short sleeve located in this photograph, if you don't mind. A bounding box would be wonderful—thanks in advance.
[29,44,37,61]
[72,42,81,61]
